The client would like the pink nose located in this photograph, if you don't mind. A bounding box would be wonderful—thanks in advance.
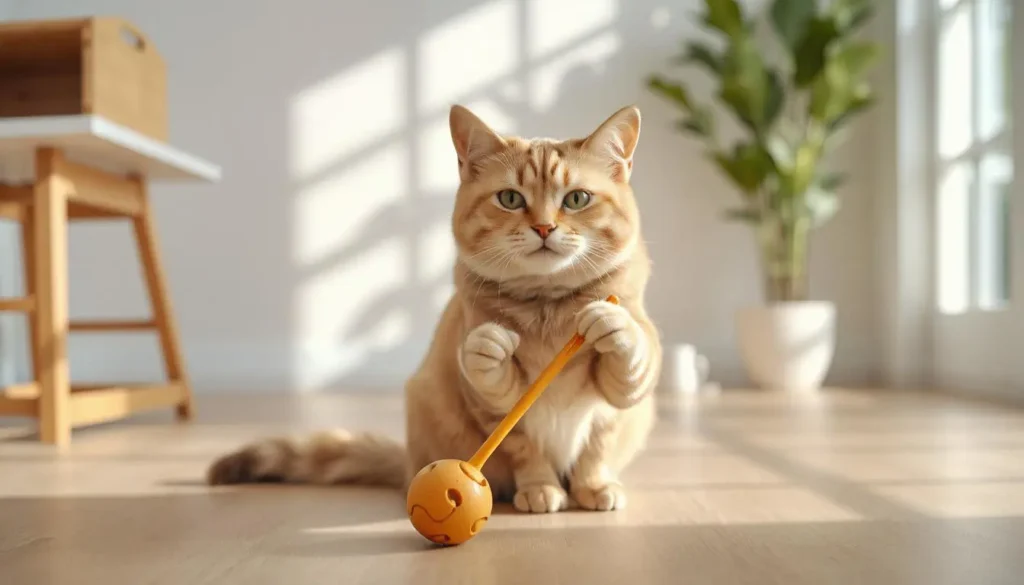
[532,224,557,239]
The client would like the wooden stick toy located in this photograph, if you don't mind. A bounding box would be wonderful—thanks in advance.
[405,295,620,546]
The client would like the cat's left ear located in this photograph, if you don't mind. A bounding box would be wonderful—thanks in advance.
[450,105,506,170]
[582,105,641,182]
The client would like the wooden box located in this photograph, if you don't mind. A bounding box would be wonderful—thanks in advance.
[0,17,168,141]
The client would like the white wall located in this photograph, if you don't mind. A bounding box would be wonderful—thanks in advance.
[875,0,933,390]
[3,0,886,393]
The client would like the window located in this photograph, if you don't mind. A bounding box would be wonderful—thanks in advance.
[935,0,1013,313]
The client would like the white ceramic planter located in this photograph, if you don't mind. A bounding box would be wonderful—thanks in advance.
[735,301,836,391]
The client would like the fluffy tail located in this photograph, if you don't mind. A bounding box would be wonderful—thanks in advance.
[206,430,407,488]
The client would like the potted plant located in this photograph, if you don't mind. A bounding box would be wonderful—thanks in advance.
[647,0,880,391]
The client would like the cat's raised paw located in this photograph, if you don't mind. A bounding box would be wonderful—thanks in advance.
[572,483,627,511]
[513,483,569,513]
[460,322,520,388]
[576,300,641,355]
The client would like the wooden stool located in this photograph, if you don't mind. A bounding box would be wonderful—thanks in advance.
[0,117,220,447]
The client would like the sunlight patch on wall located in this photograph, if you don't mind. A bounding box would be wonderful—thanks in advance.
[417,0,519,114]
[418,221,456,283]
[937,5,972,160]
[527,0,617,59]
[296,237,408,339]
[417,114,461,194]
[528,32,621,111]
[936,163,972,314]
[358,308,411,349]
[294,144,408,266]
[433,282,455,313]
[289,47,407,180]
[295,237,409,389]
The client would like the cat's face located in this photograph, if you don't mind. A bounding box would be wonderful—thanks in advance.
[449,106,642,283]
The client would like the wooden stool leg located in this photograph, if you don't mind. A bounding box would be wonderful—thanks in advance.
[132,180,194,420]
[34,148,71,447]
[21,206,42,383]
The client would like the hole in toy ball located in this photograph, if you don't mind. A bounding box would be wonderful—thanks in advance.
[446,488,463,507]
[471,517,489,534]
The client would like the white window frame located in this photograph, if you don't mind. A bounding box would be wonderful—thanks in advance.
[933,0,1014,314]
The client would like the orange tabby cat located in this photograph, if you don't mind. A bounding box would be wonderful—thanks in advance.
[206,104,662,513]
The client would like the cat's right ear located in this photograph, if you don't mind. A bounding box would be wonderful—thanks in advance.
[449,105,505,171]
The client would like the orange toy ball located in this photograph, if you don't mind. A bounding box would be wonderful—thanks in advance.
[406,459,492,546]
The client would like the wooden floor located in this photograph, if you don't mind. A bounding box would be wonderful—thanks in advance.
[2,388,1024,584]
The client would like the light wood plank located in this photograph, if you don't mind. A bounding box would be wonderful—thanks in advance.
[69,384,184,428]
[68,202,124,219]
[21,206,42,385]
[70,319,157,332]
[0,184,31,220]
[0,297,35,312]
[0,396,37,416]
[4,391,1024,585]
[0,184,34,203]
[34,147,72,448]
[0,17,89,36]
[0,200,25,220]
[71,383,135,392]
[133,183,194,420]
[56,155,144,216]
[2,382,39,399]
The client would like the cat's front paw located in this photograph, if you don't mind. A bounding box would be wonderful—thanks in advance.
[513,483,569,513]
[576,300,642,356]
[459,322,520,393]
[572,482,627,511]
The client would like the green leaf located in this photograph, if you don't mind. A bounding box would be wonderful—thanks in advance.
[678,108,715,138]
[770,0,817,51]
[646,75,693,110]
[711,142,775,194]
[719,79,757,131]
[724,207,763,224]
[678,42,723,74]
[831,0,874,32]
[764,70,785,128]
[794,17,839,87]
[809,56,857,124]
[828,87,875,131]
[835,42,880,77]
[791,141,821,197]
[717,37,772,133]
[809,69,840,122]
[809,41,879,127]
[702,0,745,37]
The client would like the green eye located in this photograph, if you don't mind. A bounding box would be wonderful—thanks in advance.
[562,190,592,210]
[496,189,526,210]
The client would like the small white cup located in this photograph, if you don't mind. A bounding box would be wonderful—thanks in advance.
[672,344,710,394]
